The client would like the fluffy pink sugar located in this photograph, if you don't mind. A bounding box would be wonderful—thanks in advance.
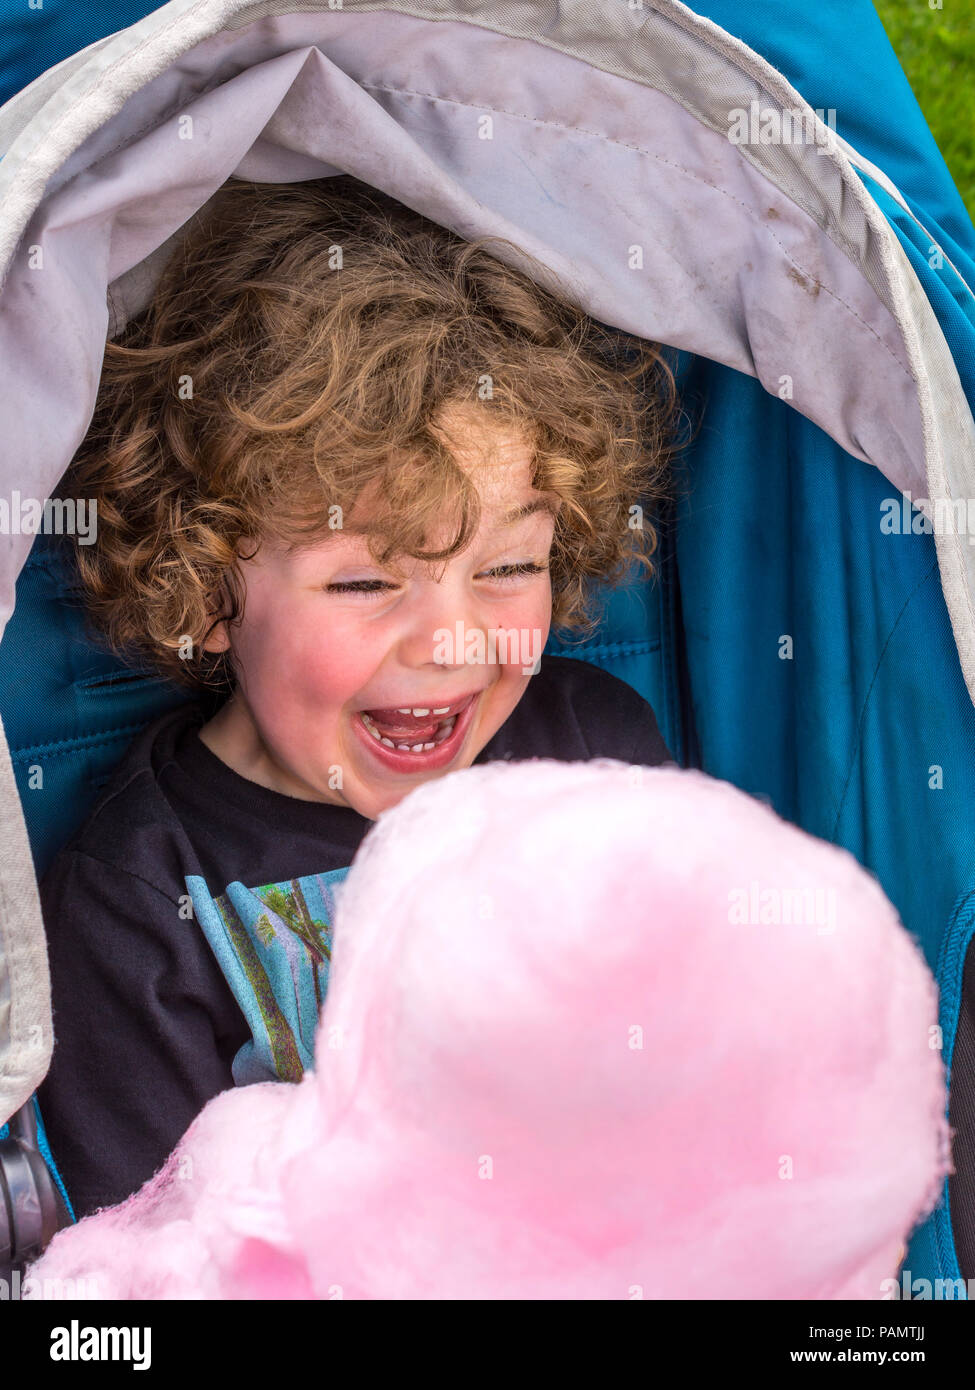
[30,1076,318,1299]
[28,759,949,1299]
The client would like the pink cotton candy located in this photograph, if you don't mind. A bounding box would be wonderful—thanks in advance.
[27,759,949,1299]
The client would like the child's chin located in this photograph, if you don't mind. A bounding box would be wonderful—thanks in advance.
[349,749,483,818]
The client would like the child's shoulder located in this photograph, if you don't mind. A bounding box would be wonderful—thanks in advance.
[478,655,673,767]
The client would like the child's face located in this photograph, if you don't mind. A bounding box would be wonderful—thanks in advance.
[201,413,558,819]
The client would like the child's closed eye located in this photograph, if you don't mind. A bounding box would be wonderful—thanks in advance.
[324,578,399,594]
[480,561,549,584]
[325,561,548,595]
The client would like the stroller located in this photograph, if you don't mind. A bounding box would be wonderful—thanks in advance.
[1,0,973,1292]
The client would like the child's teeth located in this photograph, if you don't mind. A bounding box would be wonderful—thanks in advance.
[432,706,450,715]
[361,707,459,752]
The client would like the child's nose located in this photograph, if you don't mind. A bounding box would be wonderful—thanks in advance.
[394,578,490,670]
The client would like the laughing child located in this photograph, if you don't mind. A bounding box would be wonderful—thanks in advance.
[38,175,677,1218]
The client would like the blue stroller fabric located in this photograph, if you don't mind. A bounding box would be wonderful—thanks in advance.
[0,0,973,1293]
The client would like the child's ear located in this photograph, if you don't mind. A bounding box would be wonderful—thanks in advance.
[201,620,231,654]
[201,574,239,654]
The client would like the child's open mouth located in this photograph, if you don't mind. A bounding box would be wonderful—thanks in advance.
[351,691,481,773]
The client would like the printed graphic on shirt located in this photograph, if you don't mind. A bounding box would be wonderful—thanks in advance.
[185,866,350,1085]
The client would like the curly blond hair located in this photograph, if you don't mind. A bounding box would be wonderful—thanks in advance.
[61,175,678,691]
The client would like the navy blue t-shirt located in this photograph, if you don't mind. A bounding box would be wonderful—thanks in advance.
[37,655,672,1218]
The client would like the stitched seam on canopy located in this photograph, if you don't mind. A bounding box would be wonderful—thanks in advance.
[360,79,915,385]
[829,557,940,844]
[546,640,661,658]
[9,721,153,762]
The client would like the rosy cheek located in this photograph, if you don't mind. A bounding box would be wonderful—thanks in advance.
[233,599,371,715]
[291,613,380,707]
[500,583,552,643]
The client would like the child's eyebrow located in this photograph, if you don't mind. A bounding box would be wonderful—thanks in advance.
[497,498,560,527]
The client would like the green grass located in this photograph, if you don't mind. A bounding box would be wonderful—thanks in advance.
[872,0,975,220]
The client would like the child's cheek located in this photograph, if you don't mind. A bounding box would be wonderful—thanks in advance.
[235,596,378,725]
[282,607,383,712]
[308,619,381,708]
[496,578,553,661]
